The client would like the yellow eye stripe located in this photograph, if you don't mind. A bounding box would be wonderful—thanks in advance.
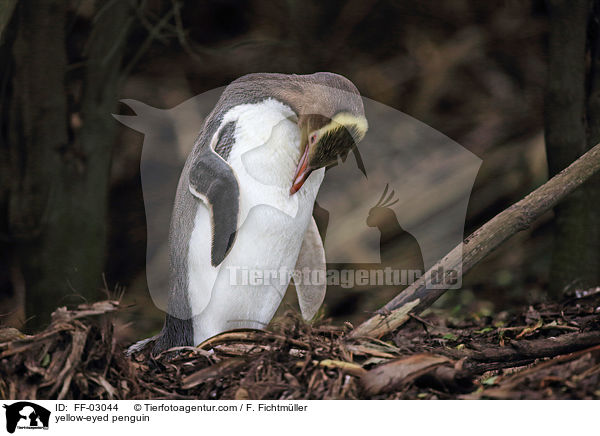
[318,112,369,143]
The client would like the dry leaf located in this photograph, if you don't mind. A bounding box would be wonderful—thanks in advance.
[361,354,451,395]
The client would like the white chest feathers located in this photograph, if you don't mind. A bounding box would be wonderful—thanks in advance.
[187,99,325,344]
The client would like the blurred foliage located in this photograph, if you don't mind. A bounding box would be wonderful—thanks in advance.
[1,0,570,342]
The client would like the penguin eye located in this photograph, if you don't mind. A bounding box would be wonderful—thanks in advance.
[310,133,317,145]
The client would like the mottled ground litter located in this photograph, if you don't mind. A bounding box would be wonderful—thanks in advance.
[1,290,599,399]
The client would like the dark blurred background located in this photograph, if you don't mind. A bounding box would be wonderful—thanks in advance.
[1,0,598,343]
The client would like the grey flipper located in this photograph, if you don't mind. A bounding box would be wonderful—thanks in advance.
[188,147,240,266]
[293,217,327,320]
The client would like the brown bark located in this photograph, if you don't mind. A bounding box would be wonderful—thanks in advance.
[585,0,600,287]
[0,0,17,40]
[544,0,596,294]
[4,1,70,329]
[1,1,133,330]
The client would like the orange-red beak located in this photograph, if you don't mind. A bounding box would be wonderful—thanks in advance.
[290,144,313,195]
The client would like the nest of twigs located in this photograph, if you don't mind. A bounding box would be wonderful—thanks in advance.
[1,290,600,399]
[0,301,135,399]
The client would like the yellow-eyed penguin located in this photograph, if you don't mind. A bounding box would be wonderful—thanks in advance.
[133,72,368,354]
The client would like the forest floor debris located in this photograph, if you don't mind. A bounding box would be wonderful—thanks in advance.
[1,290,599,399]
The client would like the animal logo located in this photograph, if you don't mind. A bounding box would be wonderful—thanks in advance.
[114,88,482,315]
[3,402,50,433]
[366,183,424,273]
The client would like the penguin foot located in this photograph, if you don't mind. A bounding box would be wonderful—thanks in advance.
[125,335,159,357]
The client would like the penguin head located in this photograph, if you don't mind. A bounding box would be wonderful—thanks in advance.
[286,73,368,194]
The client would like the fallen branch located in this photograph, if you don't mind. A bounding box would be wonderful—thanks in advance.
[359,332,600,396]
[349,142,600,339]
[466,343,600,399]
[444,331,600,373]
